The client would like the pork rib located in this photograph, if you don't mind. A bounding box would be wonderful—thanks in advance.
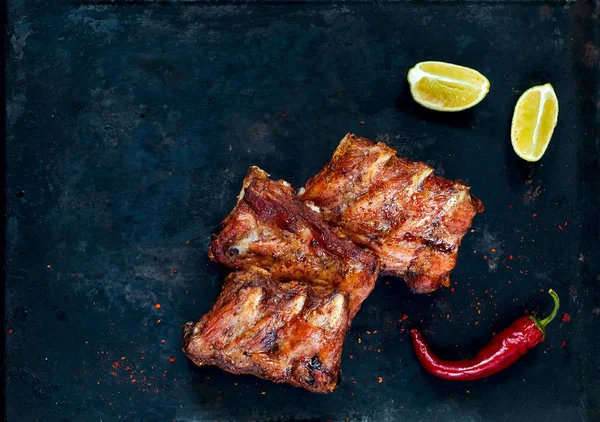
[182,267,349,394]
[300,133,483,293]
[208,166,379,319]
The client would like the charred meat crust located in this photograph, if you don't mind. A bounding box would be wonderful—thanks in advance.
[300,133,483,294]
[208,166,379,319]
[182,268,350,394]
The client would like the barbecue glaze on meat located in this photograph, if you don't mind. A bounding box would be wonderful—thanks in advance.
[300,133,484,294]
[182,267,349,394]
[209,166,379,319]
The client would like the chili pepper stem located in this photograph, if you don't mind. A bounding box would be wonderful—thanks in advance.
[531,289,560,337]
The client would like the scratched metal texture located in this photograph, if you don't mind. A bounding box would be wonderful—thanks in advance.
[4,0,599,421]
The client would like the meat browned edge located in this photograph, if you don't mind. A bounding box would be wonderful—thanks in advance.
[182,267,349,394]
[208,166,379,320]
[300,133,484,294]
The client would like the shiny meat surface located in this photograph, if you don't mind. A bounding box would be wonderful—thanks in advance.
[300,133,484,293]
[209,166,379,319]
[182,268,349,394]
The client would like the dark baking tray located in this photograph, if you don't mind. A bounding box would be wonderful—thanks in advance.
[4,1,599,421]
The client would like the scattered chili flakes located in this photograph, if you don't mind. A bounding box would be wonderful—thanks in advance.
[483,255,488,260]
[173,269,178,273]
[400,314,408,321]
[7,329,13,335]
[349,354,354,359]
[46,265,51,269]
[360,121,365,125]
[120,356,125,361]
[169,357,176,363]
[280,113,286,118]
[131,379,137,383]
[261,391,266,395]
[156,320,161,323]
[558,225,564,231]
[378,377,383,383]
[161,339,166,344]
[373,330,378,334]
[155,303,161,309]
[113,362,120,368]
[450,288,455,292]
[185,240,190,244]
[561,341,567,348]
[509,255,513,260]
[366,330,371,335]
[532,213,538,217]
[491,248,497,253]
[562,312,571,323]
[358,338,362,344]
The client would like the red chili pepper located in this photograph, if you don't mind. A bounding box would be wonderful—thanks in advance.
[410,289,560,381]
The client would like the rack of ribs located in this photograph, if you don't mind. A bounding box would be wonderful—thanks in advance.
[299,133,484,294]
[208,166,379,320]
[182,267,349,394]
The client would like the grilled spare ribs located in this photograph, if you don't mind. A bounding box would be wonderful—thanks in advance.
[182,267,349,394]
[300,133,484,294]
[209,166,379,319]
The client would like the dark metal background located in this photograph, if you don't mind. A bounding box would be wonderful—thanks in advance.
[5,1,599,421]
